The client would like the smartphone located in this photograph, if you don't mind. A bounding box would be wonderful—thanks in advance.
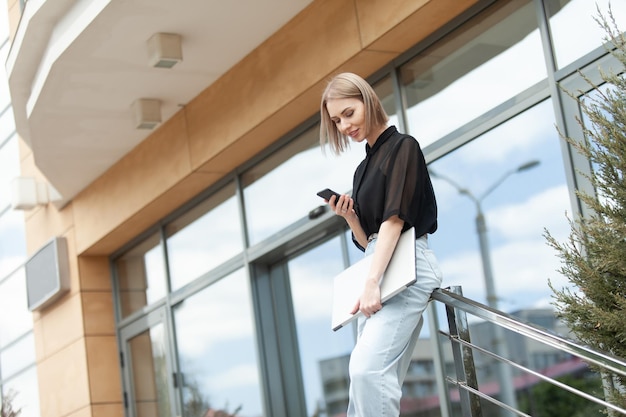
[317,188,341,203]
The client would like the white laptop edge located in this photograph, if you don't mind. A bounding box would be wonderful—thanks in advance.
[331,227,417,331]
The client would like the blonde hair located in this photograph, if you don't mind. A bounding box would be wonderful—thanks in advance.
[320,72,389,155]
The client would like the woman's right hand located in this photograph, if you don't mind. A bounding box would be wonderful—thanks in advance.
[330,194,356,220]
[329,194,368,248]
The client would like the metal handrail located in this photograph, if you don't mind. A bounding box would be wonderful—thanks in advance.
[445,379,532,417]
[432,287,626,377]
[445,327,626,416]
[430,286,626,417]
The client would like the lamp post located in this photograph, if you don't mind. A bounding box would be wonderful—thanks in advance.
[430,160,540,416]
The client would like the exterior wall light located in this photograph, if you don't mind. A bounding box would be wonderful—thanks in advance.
[11,176,62,210]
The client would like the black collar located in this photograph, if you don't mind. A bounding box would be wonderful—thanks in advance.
[365,126,397,156]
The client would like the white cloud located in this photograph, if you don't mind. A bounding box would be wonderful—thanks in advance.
[412,23,546,147]
[488,185,571,241]
[439,235,569,313]
[0,269,33,347]
[244,143,364,243]
[289,264,335,321]
[438,185,574,312]
[551,1,626,68]
[174,271,255,358]
[206,363,259,390]
[530,297,555,310]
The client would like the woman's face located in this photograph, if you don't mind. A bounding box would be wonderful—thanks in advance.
[325,97,367,143]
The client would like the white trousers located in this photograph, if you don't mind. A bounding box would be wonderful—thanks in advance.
[346,235,443,417]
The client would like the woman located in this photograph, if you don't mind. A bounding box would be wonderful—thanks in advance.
[319,72,443,417]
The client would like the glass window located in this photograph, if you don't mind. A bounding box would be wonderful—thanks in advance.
[287,236,355,417]
[0,107,15,144]
[400,0,546,147]
[0,334,35,379]
[0,42,11,111]
[345,229,364,266]
[0,210,27,279]
[115,231,167,318]
[546,0,626,70]
[0,135,19,210]
[127,323,172,417]
[0,268,32,348]
[427,99,570,315]
[165,182,243,291]
[173,269,263,417]
[242,77,397,245]
[241,124,362,245]
[1,367,40,417]
[0,8,8,46]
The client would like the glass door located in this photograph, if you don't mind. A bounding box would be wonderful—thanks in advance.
[284,233,357,417]
[120,308,178,417]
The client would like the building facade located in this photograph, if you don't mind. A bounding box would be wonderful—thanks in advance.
[1,1,625,417]
[0,1,39,415]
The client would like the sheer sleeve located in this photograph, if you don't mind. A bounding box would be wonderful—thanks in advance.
[382,137,422,228]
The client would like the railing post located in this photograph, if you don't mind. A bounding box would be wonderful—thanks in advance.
[427,302,452,417]
[445,286,483,417]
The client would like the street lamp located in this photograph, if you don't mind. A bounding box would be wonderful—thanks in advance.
[430,159,540,416]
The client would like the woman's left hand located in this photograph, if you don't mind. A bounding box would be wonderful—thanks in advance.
[351,278,382,318]
[352,215,403,317]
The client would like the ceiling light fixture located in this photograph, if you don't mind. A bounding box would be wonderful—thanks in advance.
[132,98,162,129]
[147,32,182,68]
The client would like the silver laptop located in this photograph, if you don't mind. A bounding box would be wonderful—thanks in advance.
[331,227,417,331]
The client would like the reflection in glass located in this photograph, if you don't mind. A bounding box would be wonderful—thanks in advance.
[374,75,399,126]
[400,0,545,146]
[166,182,243,291]
[0,135,19,210]
[0,209,26,279]
[242,77,396,245]
[0,107,15,144]
[115,232,167,318]
[128,323,172,417]
[242,125,362,245]
[287,236,354,417]
[344,229,364,267]
[0,268,32,348]
[174,269,263,417]
[427,99,570,314]
[0,42,11,109]
[2,366,40,417]
[546,0,626,70]
[0,333,35,379]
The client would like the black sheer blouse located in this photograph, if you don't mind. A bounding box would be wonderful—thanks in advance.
[352,126,437,251]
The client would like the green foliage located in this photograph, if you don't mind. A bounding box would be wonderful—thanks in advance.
[544,5,626,411]
[0,390,21,417]
[519,374,604,417]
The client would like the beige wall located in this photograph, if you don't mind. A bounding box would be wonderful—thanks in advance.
[13,0,478,416]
